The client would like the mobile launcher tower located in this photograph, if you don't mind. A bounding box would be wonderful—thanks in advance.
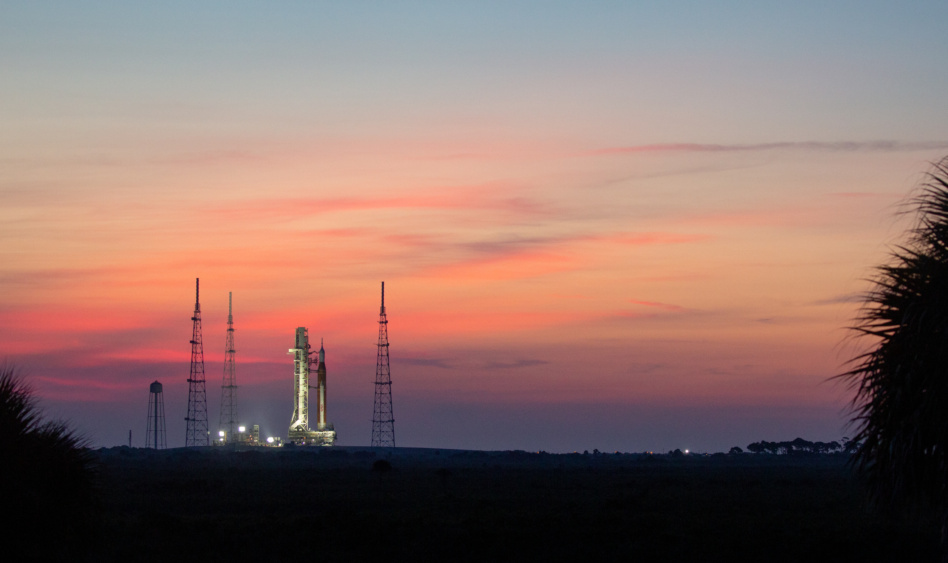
[287,327,335,446]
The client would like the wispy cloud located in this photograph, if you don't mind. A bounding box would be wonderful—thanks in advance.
[587,140,948,156]
[416,229,710,281]
[399,310,594,337]
[830,192,888,199]
[628,363,667,375]
[420,248,578,281]
[603,304,712,324]
[629,300,686,312]
[586,232,711,246]
[484,359,549,370]
[810,293,864,306]
[399,357,454,369]
[0,267,127,287]
[153,149,267,167]
[673,206,820,229]
[207,189,551,222]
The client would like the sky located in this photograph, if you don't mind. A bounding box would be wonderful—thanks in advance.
[3,2,948,452]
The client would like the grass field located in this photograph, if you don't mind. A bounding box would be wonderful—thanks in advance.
[78,447,937,562]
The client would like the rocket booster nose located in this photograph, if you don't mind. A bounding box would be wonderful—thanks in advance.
[319,338,325,363]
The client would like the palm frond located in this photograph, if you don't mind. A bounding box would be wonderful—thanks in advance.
[840,156,948,534]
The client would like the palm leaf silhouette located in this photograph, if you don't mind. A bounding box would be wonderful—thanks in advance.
[841,157,948,540]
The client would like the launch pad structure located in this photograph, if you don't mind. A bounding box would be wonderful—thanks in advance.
[172,278,366,448]
[288,327,335,446]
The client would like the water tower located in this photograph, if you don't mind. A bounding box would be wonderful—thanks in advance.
[146,380,166,449]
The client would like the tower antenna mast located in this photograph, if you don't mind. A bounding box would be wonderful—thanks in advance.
[185,278,209,446]
[219,291,238,443]
[371,281,395,447]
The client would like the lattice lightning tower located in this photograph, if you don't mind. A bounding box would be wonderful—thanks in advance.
[371,281,395,447]
[219,291,237,441]
[185,278,209,446]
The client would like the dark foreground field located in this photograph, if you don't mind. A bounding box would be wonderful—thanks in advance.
[75,447,937,562]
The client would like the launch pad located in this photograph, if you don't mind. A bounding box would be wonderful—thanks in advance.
[288,327,336,446]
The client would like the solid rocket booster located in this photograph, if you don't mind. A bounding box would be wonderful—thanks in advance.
[316,339,327,430]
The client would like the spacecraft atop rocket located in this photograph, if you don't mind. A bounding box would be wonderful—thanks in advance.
[287,327,336,446]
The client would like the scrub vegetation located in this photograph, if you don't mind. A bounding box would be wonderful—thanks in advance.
[0,365,97,561]
[89,447,934,562]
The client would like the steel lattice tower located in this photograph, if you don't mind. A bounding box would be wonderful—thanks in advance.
[371,281,395,447]
[146,380,166,449]
[219,291,237,441]
[185,278,209,446]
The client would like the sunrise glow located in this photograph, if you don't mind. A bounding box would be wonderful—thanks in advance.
[3,2,948,452]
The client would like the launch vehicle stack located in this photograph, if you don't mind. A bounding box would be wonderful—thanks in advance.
[287,327,335,446]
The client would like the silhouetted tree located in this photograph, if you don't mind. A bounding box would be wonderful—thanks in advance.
[0,364,96,560]
[788,437,813,454]
[840,157,948,541]
[747,439,841,455]
[842,437,861,455]
[752,440,782,454]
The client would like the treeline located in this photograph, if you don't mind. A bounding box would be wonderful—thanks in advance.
[739,437,859,455]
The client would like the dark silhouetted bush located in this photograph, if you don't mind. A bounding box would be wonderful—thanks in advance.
[0,365,96,560]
